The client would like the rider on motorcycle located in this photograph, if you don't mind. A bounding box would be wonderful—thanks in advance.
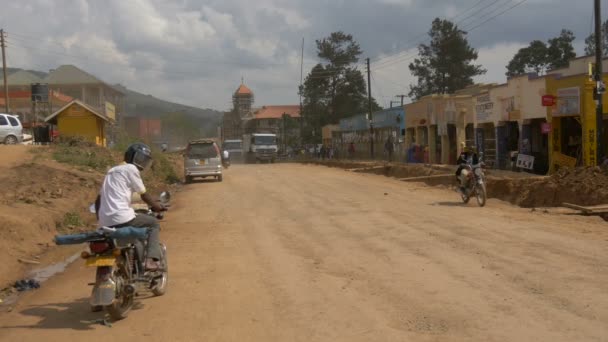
[455,142,479,193]
[221,149,230,168]
[95,143,166,271]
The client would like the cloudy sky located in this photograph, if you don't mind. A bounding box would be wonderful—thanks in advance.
[0,0,599,111]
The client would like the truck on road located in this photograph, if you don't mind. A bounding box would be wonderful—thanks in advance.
[243,133,278,163]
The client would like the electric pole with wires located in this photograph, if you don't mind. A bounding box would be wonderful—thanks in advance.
[1,29,9,113]
[595,0,605,164]
[367,58,374,159]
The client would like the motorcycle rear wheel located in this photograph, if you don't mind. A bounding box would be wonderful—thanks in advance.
[476,183,487,207]
[106,264,134,320]
[151,243,168,296]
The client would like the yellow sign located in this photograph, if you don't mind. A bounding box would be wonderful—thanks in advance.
[552,152,577,168]
[583,110,597,166]
[105,101,116,121]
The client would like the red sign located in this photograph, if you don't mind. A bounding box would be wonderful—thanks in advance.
[541,95,556,107]
[541,122,552,134]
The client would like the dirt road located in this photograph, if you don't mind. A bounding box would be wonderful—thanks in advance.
[1,164,607,341]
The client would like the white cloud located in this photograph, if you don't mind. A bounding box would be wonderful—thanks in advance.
[474,42,527,84]
[0,0,594,112]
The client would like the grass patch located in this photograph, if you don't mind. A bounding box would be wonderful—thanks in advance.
[56,211,85,232]
[51,136,117,172]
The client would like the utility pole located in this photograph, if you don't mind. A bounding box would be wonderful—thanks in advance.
[299,37,304,145]
[1,29,8,113]
[395,94,407,106]
[595,0,604,165]
[367,58,374,159]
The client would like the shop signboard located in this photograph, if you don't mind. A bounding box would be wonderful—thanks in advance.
[541,95,556,107]
[475,94,493,122]
[554,87,580,117]
[502,96,520,121]
[552,152,577,168]
[516,154,535,170]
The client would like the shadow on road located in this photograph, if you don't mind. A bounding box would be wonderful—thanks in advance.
[0,297,145,330]
[186,178,221,184]
[432,201,468,207]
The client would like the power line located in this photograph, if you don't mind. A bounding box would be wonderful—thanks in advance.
[373,0,511,69]
[374,0,528,71]
[371,0,505,67]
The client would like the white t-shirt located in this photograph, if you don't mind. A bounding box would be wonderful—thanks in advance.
[98,163,146,227]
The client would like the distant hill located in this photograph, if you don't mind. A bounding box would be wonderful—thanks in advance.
[112,84,223,135]
[2,68,223,136]
[3,67,48,79]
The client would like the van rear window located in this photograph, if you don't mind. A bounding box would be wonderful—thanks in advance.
[188,143,218,158]
[7,117,19,127]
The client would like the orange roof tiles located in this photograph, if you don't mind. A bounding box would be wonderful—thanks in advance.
[235,84,253,95]
[254,105,301,119]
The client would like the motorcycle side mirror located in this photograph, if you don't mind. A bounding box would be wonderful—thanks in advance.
[89,203,96,214]
[159,191,171,205]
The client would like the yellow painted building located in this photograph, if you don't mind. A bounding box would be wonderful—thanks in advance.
[546,72,608,170]
[45,100,114,146]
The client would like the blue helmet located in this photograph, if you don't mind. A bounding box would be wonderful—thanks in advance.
[124,143,152,170]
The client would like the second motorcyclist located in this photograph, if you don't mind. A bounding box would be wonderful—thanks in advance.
[455,142,479,193]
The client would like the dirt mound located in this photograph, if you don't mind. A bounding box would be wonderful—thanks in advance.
[306,160,608,209]
[489,167,608,208]
[0,161,101,288]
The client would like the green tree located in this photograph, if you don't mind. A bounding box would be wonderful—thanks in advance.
[299,32,381,143]
[506,40,550,76]
[506,29,576,77]
[547,29,576,70]
[408,18,485,100]
[584,20,608,56]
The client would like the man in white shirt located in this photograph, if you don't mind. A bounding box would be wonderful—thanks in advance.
[96,143,165,270]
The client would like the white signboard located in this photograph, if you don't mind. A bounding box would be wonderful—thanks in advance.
[475,94,494,122]
[516,154,535,170]
[554,87,580,117]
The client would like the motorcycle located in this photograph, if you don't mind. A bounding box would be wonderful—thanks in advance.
[459,162,487,207]
[54,192,171,320]
[222,150,230,169]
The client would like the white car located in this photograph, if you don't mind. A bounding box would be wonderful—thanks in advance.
[0,113,23,144]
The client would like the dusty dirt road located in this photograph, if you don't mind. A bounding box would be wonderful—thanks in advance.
[1,163,607,341]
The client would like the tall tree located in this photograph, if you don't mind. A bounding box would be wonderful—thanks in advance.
[408,18,485,100]
[299,32,380,142]
[546,29,576,70]
[584,20,608,56]
[506,29,576,77]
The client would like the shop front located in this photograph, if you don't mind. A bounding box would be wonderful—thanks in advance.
[545,73,608,171]
[474,92,497,167]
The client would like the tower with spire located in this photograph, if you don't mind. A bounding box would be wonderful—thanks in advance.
[233,79,254,119]
[222,80,255,140]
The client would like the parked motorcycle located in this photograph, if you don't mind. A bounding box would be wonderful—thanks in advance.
[55,192,171,320]
[459,162,487,207]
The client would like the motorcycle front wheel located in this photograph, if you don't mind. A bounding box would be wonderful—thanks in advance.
[151,243,168,296]
[475,183,487,207]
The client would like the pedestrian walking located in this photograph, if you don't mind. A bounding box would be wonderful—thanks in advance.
[384,136,394,162]
[348,142,355,160]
